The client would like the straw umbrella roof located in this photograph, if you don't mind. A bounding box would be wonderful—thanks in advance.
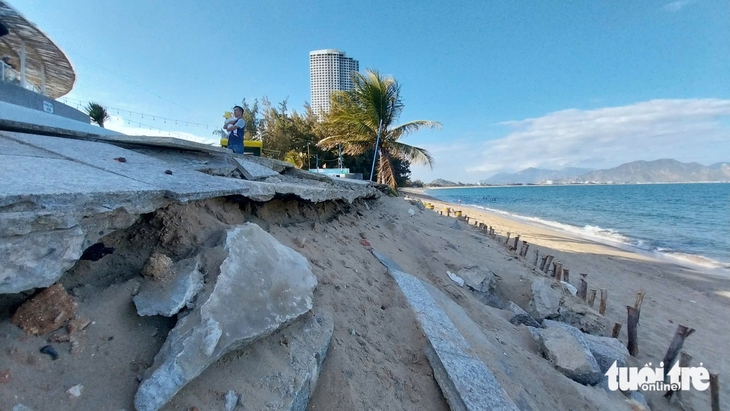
[0,1,75,98]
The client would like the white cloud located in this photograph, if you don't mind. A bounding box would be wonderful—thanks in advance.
[104,115,219,146]
[664,0,694,12]
[412,99,730,182]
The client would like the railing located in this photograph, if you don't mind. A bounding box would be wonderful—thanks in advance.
[1,61,41,93]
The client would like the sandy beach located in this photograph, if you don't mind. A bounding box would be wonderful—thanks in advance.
[1,190,727,410]
[402,187,730,410]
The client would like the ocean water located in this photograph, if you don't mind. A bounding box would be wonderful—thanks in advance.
[425,183,730,275]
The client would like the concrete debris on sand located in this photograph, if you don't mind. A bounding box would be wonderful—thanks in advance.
[11,284,77,336]
[140,251,174,281]
[164,309,334,411]
[528,277,562,320]
[134,223,317,411]
[538,327,602,386]
[372,250,519,411]
[133,257,204,317]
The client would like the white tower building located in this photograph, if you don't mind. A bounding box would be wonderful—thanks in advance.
[309,49,359,118]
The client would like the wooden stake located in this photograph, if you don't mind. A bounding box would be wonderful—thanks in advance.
[599,288,608,315]
[533,249,540,266]
[587,289,597,307]
[666,352,694,401]
[710,373,720,411]
[505,232,511,244]
[512,235,520,251]
[634,290,646,311]
[562,268,569,283]
[522,243,530,257]
[539,255,548,271]
[543,255,554,273]
[578,274,588,300]
[553,261,563,279]
[627,306,639,356]
[660,325,696,376]
[611,322,622,338]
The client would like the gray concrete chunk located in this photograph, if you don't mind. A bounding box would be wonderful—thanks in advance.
[232,158,280,180]
[164,310,334,411]
[528,277,562,320]
[540,320,610,385]
[539,325,602,385]
[133,257,204,317]
[373,250,519,411]
[583,333,630,373]
[134,223,317,411]
[458,266,496,293]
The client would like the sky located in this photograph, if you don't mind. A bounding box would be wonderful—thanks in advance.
[8,0,730,182]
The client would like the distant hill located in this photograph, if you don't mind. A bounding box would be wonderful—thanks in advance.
[480,167,595,185]
[428,179,462,187]
[562,159,730,184]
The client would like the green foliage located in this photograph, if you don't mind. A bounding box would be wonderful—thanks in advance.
[317,69,440,189]
[85,102,110,128]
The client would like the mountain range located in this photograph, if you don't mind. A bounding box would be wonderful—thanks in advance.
[473,159,730,185]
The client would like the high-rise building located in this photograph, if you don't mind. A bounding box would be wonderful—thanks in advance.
[309,49,359,117]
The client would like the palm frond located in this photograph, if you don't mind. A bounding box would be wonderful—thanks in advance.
[389,141,435,168]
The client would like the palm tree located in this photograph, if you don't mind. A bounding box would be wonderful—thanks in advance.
[283,150,307,169]
[318,69,440,189]
[85,102,110,128]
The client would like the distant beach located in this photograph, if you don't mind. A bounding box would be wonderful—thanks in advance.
[414,183,730,278]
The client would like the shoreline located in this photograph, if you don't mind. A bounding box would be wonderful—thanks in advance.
[402,187,730,279]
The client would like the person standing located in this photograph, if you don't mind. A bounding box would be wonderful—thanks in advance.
[224,105,246,154]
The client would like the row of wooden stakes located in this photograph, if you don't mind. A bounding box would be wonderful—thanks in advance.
[437,207,721,410]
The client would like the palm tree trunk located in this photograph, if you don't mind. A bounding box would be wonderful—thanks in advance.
[376,149,397,188]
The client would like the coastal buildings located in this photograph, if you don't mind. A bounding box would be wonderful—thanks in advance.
[309,49,359,118]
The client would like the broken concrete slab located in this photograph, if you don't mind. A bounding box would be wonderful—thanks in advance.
[244,155,295,173]
[134,223,317,411]
[372,250,519,411]
[583,333,630,373]
[458,266,496,293]
[3,131,251,203]
[11,284,77,335]
[542,319,600,385]
[539,327,602,386]
[231,157,280,180]
[556,297,612,335]
[528,277,562,320]
[164,309,333,411]
[508,303,542,328]
[133,257,204,317]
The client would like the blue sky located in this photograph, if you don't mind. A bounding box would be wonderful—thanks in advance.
[10,0,730,182]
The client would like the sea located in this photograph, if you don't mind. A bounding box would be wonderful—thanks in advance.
[425,183,730,277]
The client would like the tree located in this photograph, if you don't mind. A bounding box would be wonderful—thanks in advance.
[85,102,109,128]
[318,69,440,189]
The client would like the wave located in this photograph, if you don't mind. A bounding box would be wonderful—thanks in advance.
[465,203,730,275]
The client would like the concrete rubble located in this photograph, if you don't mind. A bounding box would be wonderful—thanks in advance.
[0,127,378,295]
[373,250,519,411]
[528,277,563,320]
[232,157,281,180]
[538,327,603,386]
[134,223,318,411]
[165,309,334,411]
[133,257,204,317]
[457,266,496,293]
[11,283,77,335]
[581,332,630,373]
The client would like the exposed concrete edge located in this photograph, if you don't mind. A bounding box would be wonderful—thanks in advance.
[372,250,519,411]
[0,119,228,154]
